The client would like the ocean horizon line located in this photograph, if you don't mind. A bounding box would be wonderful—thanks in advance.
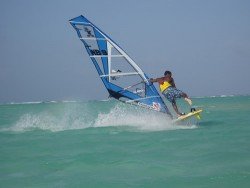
[0,94,249,106]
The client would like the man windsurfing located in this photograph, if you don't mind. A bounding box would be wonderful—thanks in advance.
[150,71,192,117]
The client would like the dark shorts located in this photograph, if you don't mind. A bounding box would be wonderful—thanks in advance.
[162,87,184,103]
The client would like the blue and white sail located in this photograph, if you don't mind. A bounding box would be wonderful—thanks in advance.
[69,15,172,116]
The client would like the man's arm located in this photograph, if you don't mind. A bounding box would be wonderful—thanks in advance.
[150,77,164,83]
[150,78,160,83]
[150,75,171,84]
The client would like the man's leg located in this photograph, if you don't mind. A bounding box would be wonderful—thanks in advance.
[172,101,182,116]
[181,93,192,106]
[184,97,192,106]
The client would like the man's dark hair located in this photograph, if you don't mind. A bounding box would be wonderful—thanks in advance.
[164,70,172,76]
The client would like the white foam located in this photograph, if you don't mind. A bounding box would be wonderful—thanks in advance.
[8,114,88,132]
[94,104,197,132]
[9,101,43,105]
[7,106,92,132]
[192,94,237,99]
[5,102,197,133]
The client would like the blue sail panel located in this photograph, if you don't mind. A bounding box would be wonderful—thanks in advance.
[69,15,172,116]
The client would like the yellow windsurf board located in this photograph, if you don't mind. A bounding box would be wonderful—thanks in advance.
[174,109,203,122]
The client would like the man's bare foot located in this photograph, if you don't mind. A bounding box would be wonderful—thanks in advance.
[184,98,192,106]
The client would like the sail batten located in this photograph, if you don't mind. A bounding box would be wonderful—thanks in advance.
[70,15,172,116]
[80,37,107,40]
[100,72,139,77]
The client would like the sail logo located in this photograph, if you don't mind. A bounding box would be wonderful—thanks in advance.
[152,102,161,111]
[90,49,108,56]
[84,27,94,37]
[136,102,161,112]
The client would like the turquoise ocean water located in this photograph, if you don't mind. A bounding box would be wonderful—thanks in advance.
[0,95,250,187]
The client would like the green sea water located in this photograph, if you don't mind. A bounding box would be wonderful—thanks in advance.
[0,96,250,188]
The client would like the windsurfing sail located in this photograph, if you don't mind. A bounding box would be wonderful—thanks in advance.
[69,15,172,116]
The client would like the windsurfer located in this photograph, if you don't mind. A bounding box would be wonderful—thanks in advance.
[150,71,192,117]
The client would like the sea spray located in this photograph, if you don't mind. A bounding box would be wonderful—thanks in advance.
[3,100,196,133]
[94,102,197,131]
